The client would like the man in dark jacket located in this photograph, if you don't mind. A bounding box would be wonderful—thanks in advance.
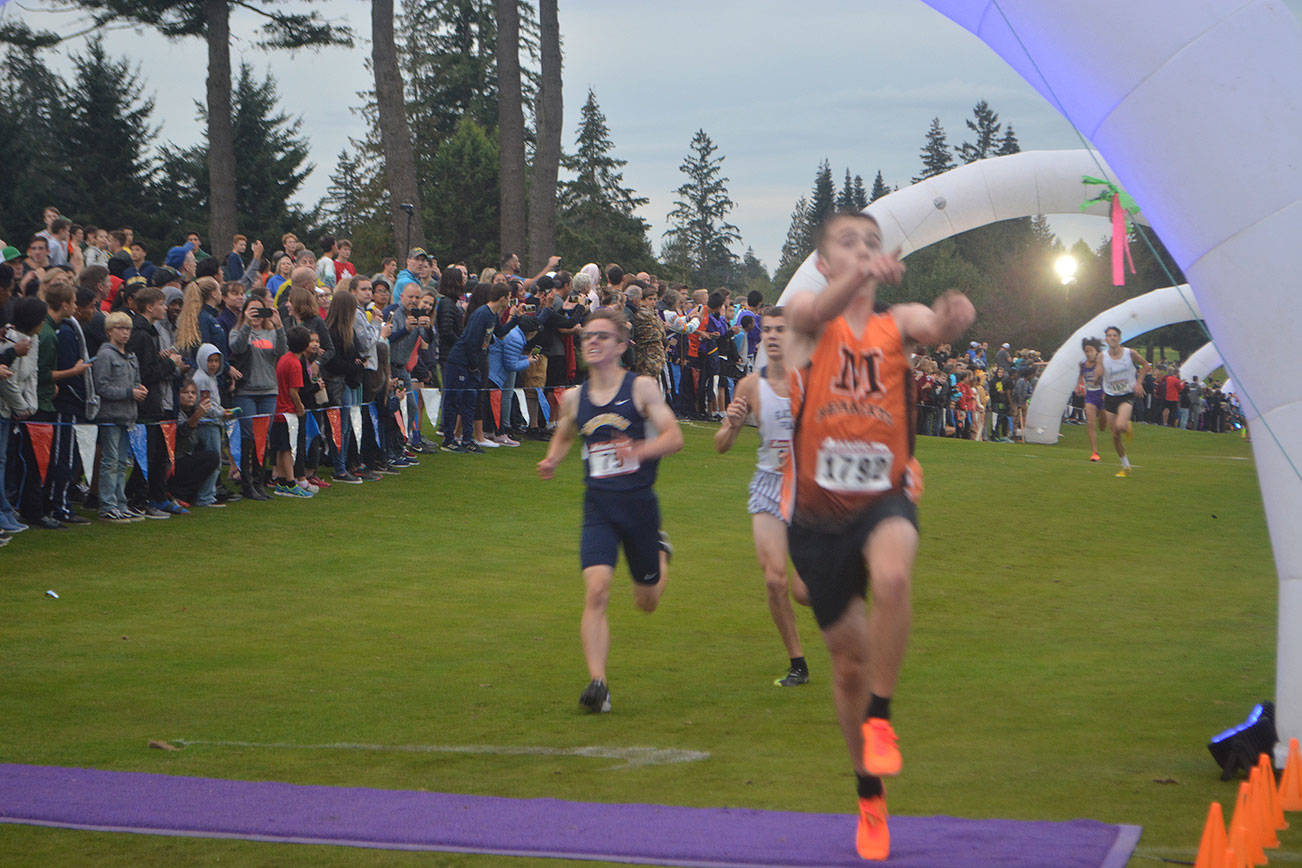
[125,287,182,517]
[441,285,513,453]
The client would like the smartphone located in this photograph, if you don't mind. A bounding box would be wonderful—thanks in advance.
[200,389,210,401]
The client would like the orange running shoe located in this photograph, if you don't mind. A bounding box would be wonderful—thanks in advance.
[856,794,890,860]
[861,718,901,777]
[1089,452,1101,462]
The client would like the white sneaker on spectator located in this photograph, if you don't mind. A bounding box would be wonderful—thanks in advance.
[475,439,500,448]
[497,435,520,447]
[299,479,320,493]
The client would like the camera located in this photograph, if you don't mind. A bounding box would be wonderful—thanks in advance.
[252,308,274,319]
[400,203,414,215]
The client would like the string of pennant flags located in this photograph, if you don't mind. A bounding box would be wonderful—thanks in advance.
[8,387,570,485]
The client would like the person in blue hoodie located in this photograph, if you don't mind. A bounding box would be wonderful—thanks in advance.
[487,315,539,446]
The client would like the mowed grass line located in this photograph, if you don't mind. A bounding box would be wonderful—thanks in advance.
[0,419,1292,867]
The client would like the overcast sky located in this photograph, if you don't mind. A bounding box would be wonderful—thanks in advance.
[7,0,1300,270]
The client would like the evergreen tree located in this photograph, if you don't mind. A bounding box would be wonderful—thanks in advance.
[836,169,855,211]
[737,246,773,300]
[914,117,955,182]
[958,99,1001,163]
[424,116,500,266]
[1030,214,1055,247]
[0,51,73,242]
[155,63,313,248]
[63,38,163,246]
[555,88,654,270]
[869,170,890,203]
[400,0,539,172]
[0,0,351,256]
[773,195,811,291]
[320,149,367,239]
[852,174,869,211]
[808,159,836,227]
[662,129,740,287]
[996,125,1020,156]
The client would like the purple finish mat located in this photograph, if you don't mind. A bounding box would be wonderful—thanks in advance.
[0,764,1140,867]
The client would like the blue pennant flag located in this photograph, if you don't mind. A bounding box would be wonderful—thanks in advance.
[670,363,682,392]
[367,404,382,448]
[226,421,241,469]
[128,424,149,481]
[304,410,320,445]
[536,388,550,424]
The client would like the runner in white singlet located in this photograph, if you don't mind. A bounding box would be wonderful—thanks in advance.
[715,306,812,686]
[1100,326,1151,477]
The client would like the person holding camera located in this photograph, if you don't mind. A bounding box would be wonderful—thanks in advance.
[387,281,433,458]
[229,295,286,500]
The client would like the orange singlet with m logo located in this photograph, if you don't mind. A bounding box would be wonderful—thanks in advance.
[780,312,923,529]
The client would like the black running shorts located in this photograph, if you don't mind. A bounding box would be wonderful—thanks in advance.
[1103,393,1135,414]
[787,494,919,630]
[580,487,663,585]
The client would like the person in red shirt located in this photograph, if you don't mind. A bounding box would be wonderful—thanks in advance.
[272,325,312,496]
[333,239,357,285]
[1161,368,1184,427]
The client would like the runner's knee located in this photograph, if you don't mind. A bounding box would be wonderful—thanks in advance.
[870,569,910,609]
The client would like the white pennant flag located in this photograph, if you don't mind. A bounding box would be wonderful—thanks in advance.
[399,395,410,438]
[348,405,362,446]
[74,424,99,484]
[284,413,299,463]
[420,388,442,429]
[514,388,530,427]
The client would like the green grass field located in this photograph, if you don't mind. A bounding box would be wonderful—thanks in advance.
[0,418,1293,867]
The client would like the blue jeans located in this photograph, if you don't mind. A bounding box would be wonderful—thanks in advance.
[195,423,222,505]
[98,425,132,514]
[325,380,360,474]
[0,418,12,516]
[234,393,276,473]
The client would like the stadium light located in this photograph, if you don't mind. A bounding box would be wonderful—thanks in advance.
[1054,253,1078,285]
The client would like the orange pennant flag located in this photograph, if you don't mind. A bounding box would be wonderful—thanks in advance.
[327,408,343,450]
[252,415,270,465]
[406,338,421,372]
[489,390,502,428]
[160,422,177,464]
[550,387,564,414]
[25,423,54,484]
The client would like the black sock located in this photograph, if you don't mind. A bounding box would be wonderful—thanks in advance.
[856,773,883,799]
[867,694,891,721]
[790,656,807,674]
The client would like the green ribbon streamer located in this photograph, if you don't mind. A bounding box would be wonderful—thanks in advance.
[1080,175,1139,214]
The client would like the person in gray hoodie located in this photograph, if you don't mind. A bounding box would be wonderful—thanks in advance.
[0,297,45,533]
[92,311,146,522]
[229,294,285,500]
[191,343,227,507]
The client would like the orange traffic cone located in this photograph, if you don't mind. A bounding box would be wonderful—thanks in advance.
[1194,802,1229,868]
[1250,767,1279,848]
[1281,738,1302,812]
[1257,753,1288,832]
[1230,782,1266,866]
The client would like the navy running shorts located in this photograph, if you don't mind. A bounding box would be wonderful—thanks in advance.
[580,487,663,585]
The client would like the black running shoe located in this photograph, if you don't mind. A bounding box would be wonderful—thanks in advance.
[774,668,810,687]
[579,679,611,713]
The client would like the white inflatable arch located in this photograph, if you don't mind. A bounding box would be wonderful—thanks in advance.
[1181,342,1224,385]
[1024,285,1201,443]
[920,0,1302,760]
[777,149,1132,298]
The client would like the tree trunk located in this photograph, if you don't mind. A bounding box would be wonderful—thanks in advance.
[527,0,562,272]
[372,0,426,259]
[494,0,527,266]
[204,0,237,257]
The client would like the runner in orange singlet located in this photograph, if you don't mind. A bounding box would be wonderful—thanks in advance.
[781,212,975,861]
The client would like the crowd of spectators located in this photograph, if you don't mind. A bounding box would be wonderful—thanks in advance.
[0,205,1246,545]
